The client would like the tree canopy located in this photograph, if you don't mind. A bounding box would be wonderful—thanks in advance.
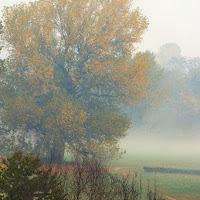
[1,0,150,161]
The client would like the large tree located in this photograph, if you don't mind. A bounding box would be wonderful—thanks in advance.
[1,0,150,161]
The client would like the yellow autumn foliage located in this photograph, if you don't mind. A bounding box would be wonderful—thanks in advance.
[0,155,7,172]
[3,0,149,103]
[2,96,43,130]
[43,93,86,139]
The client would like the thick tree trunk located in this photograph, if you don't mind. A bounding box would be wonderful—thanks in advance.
[40,134,66,164]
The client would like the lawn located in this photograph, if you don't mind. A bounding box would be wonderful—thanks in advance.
[110,153,200,200]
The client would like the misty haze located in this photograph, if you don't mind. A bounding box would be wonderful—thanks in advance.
[0,0,200,199]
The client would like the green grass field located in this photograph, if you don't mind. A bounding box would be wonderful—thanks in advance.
[110,153,200,200]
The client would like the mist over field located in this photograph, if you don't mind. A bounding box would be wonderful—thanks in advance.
[121,130,200,158]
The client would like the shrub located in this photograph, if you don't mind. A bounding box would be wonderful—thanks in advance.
[0,151,66,200]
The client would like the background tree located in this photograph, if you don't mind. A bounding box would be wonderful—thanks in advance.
[121,51,168,128]
[188,63,200,98]
[131,52,200,135]
[156,43,181,65]
[1,0,150,161]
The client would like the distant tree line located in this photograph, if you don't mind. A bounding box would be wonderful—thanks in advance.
[123,43,200,135]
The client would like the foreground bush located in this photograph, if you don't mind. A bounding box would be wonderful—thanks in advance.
[0,151,66,200]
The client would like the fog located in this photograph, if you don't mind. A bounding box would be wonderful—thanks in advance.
[120,130,200,159]
[134,0,200,57]
[0,1,199,198]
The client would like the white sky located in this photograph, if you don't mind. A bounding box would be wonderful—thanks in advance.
[134,0,200,57]
[0,0,200,57]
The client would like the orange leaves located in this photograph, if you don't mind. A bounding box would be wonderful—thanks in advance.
[2,96,43,130]
[25,53,55,96]
[4,1,55,96]
[2,91,87,143]
[3,0,149,104]
[43,92,86,138]
[84,52,150,104]
[86,108,130,141]
[0,155,7,172]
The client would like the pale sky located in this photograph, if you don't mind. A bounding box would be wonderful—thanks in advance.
[134,0,200,57]
[0,0,200,57]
